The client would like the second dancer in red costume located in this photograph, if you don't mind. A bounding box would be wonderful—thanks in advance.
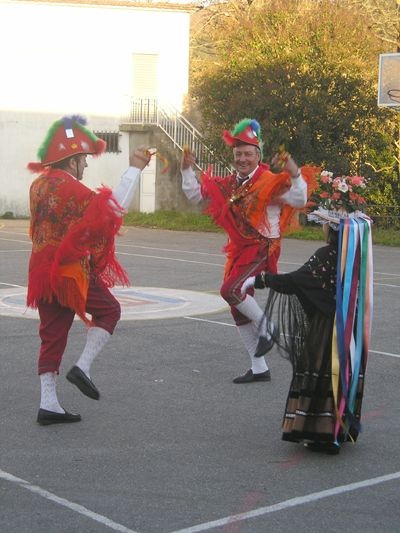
[181,118,318,383]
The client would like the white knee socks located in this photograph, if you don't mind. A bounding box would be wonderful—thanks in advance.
[76,327,111,378]
[40,372,64,413]
[235,295,274,340]
[237,323,269,374]
[235,295,268,336]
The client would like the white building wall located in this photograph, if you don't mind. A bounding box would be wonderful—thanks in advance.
[0,0,190,216]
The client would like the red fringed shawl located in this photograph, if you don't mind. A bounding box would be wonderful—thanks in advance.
[201,164,319,243]
[27,169,129,324]
[201,164,319,277]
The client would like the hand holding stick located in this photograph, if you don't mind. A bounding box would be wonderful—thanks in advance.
[271,144,300,178]
[130,146,152,170]
[181,145,197,170]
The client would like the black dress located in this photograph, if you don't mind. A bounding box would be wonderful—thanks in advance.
[262,243,365,447]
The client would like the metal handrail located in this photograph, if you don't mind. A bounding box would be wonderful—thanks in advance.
[126,98,232,177]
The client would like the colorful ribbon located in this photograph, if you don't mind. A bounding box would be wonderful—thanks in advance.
[332,215,373,442]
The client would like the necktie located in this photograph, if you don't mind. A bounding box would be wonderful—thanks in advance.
[237,176,249,186]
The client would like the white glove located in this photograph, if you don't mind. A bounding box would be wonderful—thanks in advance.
[241,276,256,294]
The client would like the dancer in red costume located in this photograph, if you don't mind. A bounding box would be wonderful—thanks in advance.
[27,115,150,425]
[181,119,318,383]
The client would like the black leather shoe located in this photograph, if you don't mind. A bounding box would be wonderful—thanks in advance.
[37,408,81,426]
[233,369,271,384]
[66,366,100,400]
[254,324,278,357]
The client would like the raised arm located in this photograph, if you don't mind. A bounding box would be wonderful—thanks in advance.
[112,147,151,211]
[271,153,307,208]
[180,148,203,205]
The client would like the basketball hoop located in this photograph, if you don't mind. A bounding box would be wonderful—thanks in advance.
[387,89,400,104]
[378,53,400,108]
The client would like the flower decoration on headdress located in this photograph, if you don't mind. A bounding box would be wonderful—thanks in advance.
[308,170,369,229]
[311,171,367,213]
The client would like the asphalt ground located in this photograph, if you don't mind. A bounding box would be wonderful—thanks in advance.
[0,219,399,533]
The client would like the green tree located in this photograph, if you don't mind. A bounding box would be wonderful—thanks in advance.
[345,0,400,51]
[188,0,399,217]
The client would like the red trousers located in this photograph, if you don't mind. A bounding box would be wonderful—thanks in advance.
[220,239,280,326]
[37,276,121,375]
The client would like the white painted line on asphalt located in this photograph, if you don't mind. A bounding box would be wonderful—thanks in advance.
[184,316,234,327]
[0,249,30,253]
[0,237,30,245]
[117,251,399,289]
[370,349,400,358]
[117,251,223,267]
[171,471,400,533]
[0,469,138,533]
[0,234,399,281]
[118,242,223,258]
[184,317,400,358]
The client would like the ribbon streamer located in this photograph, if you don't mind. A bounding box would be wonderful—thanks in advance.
[332,215,373,442]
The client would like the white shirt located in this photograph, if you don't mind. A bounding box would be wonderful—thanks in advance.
[181,165,307,238]
[111,166,141,212]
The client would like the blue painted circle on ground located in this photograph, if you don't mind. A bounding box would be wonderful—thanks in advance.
[0,286,226,320]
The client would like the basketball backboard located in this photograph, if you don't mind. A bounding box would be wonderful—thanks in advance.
[378,53,400,107]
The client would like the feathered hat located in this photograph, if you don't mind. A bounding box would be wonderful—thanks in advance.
[222,118,264,159]
[27,115,106,173]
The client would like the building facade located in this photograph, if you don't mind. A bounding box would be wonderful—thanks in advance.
[0,0,193,216]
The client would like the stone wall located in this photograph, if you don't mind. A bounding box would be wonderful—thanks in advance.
[120,124,203,213]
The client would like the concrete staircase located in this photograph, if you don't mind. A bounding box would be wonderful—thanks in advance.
[126,98,231,177]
